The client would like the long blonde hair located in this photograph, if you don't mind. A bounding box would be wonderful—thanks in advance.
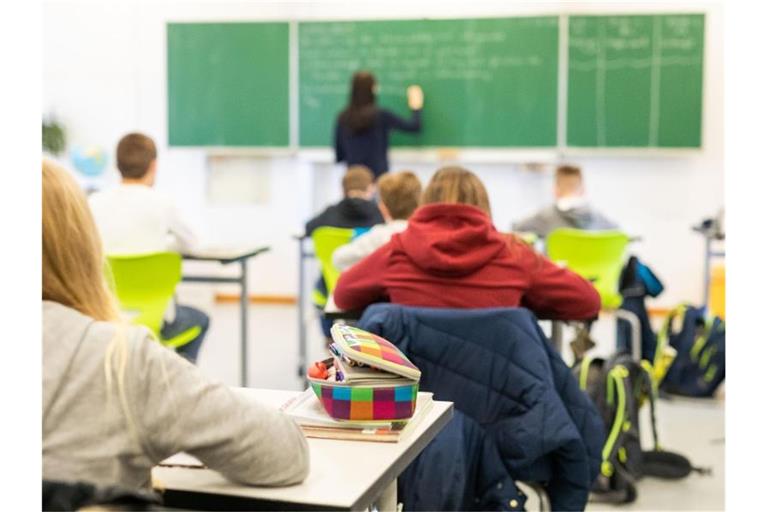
[421,166,492,217]
[42,159,119,321]
[42,160,151,451]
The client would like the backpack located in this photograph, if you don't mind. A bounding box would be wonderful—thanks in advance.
[656,304,726,397]
[573,353,709,503]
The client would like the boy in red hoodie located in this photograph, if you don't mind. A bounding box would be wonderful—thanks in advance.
[333,166,600,320]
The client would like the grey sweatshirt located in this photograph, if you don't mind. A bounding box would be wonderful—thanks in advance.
[43,301,309,490]
[513,204,618,239]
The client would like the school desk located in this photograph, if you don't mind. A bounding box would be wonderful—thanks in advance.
[182,246,270,387]
[152,387,454,511]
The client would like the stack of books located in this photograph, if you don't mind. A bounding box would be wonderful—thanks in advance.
[281,388,434,443]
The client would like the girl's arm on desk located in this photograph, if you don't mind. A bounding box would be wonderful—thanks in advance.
[125,332,309,486]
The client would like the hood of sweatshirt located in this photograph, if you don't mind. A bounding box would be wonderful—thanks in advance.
[393,203,508,277]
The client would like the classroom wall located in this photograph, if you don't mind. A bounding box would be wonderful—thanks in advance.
[42,1,723,308]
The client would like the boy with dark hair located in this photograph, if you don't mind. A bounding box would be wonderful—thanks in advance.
[89,132,209,363]
[304,165,383,236]
[333,170,422,270]
[513,165,618,239]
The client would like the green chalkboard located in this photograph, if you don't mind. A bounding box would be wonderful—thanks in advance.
[298,17,560,147]
[567,14,704,148]
[167,22,289,146]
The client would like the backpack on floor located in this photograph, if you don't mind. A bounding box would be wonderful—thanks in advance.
[573,353,708,504]
[656,304,726,397]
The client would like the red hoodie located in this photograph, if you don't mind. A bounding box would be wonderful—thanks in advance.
[333,203,601,320]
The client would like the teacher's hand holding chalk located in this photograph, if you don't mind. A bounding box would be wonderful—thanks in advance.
[407,85,424,110]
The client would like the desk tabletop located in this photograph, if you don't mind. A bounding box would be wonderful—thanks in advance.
[152,388,452,511]
[323,296,363,321]
[182,245,270,264]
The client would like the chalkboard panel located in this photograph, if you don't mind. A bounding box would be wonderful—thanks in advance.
[567,14,704,148]
[167,22,290,146]
[298,17,560,148]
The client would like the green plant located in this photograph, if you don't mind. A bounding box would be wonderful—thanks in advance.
[42,119,66,155]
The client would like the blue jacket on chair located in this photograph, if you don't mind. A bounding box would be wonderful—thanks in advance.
[358,304,605,511]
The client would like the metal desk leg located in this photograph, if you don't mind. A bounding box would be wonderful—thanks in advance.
[298,241,307,381]
[703,236,712,309]
[551,321,563,353]
[240,259,249,387]
[373,479,397,512]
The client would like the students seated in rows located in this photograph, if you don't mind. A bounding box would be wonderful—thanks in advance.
[333,166,601,319]
[304,165,383,236]
[332,170,421,271]
[89,133,208,363]
[42,160,308,491]
[513,164,618,239]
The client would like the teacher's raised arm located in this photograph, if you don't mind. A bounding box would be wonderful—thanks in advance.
[334,71,424,179]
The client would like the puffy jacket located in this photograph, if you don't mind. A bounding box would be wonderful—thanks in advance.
[359,304,605,511]
[334,203,601,320]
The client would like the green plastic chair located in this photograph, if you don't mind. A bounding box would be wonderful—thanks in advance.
[310,227,357,307]
[546,228,630,310]
[106,252,200,349]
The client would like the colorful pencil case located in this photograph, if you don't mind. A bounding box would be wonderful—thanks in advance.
[307,324,421,422]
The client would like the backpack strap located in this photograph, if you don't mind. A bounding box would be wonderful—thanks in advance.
[602,365,630,477]
[640,360,661,450]
[579,355,594,391]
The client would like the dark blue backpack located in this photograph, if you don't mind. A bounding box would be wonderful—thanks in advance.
[657,305,726,397]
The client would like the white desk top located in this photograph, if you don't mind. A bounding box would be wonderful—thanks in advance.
[181,245,270,263]
[152,388,452,511]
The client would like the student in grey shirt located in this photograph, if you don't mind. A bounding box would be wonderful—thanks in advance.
[42,160,309,490]
[513,165,618,239]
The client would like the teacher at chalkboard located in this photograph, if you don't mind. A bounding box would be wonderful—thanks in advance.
[334,71,424,179]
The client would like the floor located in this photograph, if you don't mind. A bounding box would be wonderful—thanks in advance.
[177,290,725,511]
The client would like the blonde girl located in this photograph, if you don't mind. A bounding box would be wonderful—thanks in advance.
[42,160,308,489]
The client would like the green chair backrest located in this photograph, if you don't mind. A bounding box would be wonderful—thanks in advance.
[311,227,356,297]
[546,228,630,309]
[106,252,183,337]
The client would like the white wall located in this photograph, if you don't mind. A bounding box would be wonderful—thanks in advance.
[42,0,723,307]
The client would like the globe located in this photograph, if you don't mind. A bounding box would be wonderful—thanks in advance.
[71,146,108,177]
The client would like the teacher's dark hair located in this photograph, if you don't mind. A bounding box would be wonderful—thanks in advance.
[339,71,377,133]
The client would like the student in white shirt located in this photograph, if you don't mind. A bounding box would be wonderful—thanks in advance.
[89,133,209,363]
[333,171,422,271]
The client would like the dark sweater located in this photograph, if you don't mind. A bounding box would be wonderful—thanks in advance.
[334,108,422,178]
[304,197,384,236]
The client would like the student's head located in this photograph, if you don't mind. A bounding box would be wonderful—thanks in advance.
[42,160,119,322]
[342,165,376,200]
[116,132,157,185]
[377,171,422,222]
[554,165,584,199]
[340,71,377,133]
[421,166,491,217]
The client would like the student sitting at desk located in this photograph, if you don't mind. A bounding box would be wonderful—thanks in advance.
[332,170,421,271]
[333,166,601,319]
[89,133,208,363]
[42,160,309,491]
[513,164,618,239]
[304,165,383,236]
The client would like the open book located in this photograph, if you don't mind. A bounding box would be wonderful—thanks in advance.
[282,389,434,443]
